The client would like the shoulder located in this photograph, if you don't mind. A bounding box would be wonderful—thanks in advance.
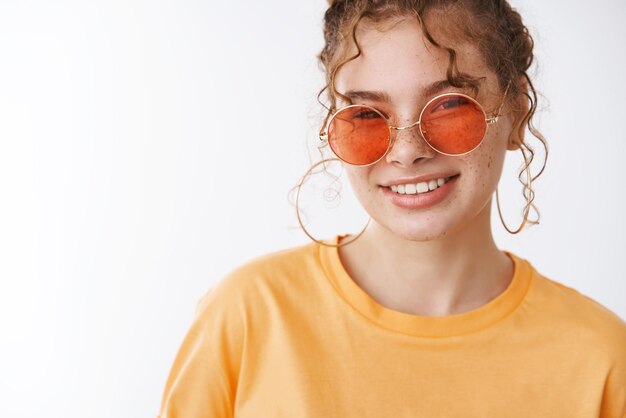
[222,240,321,285]
[527,262,626,359]
[529,273,626,416]
[196,240,321,316]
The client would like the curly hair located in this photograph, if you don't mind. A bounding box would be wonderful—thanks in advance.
[315,0,548,228]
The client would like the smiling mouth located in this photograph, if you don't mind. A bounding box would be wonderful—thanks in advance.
[385,174,460,195]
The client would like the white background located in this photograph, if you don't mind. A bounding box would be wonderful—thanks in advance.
[0,1,624,417]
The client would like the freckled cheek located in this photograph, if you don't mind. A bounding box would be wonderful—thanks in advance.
[458,146,501,194]
[345,168,375,194]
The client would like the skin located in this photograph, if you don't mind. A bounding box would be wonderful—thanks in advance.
[334,17,524,317]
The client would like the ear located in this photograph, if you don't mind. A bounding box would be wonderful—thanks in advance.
[506,81,530,151]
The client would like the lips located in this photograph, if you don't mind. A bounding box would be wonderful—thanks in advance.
[382,174,460,209]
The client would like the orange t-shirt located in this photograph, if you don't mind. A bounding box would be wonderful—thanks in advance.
[158,235,626,417]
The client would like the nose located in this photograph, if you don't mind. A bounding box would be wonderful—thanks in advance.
[385,122,437,166]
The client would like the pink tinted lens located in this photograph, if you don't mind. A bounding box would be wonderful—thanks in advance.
[420,94,487,155]
[328,105,390,165]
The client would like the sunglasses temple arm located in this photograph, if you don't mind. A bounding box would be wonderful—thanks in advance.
[495,81,512,118]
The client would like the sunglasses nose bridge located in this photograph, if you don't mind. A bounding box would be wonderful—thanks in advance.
[389,119,421,132]
[388,118,426,148]
[384,117,439,165]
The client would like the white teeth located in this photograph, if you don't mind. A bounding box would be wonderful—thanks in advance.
[416,182,429,193]
[388,176,453,195]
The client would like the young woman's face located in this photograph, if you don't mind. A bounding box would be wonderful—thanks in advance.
[333,17,515,241]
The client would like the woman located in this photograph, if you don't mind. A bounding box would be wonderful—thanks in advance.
[158,1,626,416]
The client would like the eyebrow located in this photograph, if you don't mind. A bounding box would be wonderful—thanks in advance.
[342,76,483,104]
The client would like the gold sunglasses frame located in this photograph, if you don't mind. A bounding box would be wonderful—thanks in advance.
[318,85,510,167]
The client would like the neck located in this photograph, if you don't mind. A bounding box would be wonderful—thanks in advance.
[338,200,514,316]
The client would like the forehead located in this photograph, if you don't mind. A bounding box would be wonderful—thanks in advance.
[334,17,493,103]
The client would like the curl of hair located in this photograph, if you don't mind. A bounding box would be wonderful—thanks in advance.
[309,0,548,230]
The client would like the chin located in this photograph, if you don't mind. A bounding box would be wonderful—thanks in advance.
[379,217,459,242]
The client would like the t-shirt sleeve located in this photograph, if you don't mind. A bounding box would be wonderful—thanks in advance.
[604,355,626,418]
[603,360,626,418]
[157,283,244,418]
[599,313,626,418]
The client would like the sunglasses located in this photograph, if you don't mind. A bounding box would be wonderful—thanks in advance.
[319,85,510,166]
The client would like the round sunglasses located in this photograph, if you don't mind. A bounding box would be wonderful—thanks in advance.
[319,87,509,166]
